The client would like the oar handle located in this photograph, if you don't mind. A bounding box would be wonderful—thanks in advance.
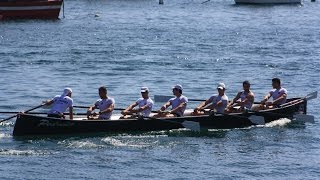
[73,105,160,113]
[0,103,46,123]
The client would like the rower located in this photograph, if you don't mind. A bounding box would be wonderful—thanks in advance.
[155,84,188,117]
[227,81,254,112]
[87,86,115,120]
[121,87,154,119]
[45,87,73,119]
[193,83,228,115]
[260,78,287,109]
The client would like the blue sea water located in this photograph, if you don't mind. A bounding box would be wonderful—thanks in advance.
[0,0,319,179]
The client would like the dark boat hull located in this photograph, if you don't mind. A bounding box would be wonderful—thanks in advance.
[13,98,307,136]
[0,0,63,20]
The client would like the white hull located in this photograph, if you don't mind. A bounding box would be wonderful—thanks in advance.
[235,0,301,4]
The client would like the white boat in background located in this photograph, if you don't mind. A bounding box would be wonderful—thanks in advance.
[235,0,301,4]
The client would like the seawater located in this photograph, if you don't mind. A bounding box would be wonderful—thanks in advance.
[0,0,319,179]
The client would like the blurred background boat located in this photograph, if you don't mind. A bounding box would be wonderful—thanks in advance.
[0,0,63,20]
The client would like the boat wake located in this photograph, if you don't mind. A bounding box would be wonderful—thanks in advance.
[0,133,12,139]
[0,149,52,156]
[264,118,292,128]
[59,140,105,149]
[101,136,161,148]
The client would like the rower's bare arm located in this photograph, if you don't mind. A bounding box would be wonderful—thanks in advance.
[195,99,210,111]
[87,105,96,117]
[69,107,73,120]
[273,93,287,105]
[123,102,138,114]
[231,92,241,105]
[261,93,271,104]
[105,104,115,113]
[44,99,54,106]
[159,102,170,111]
[171,102,186,113]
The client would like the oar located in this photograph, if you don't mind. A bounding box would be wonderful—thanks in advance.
[0,103,46,123]
[250,110,315,123]
[304,91,317,101]
[280,91,318,107]
[0,112,89,116]
[144,116,201,132]
[73,105,160,113]
[73,105,126,111]
[154,95,261,104]
[208,111,265,125]
[154,95,204,102]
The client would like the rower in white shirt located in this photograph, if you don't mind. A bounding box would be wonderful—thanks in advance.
[87,86,115,120]
[156,84,188,117]
[121,87,154,119]
[46,87,74,119]
[193,83,229,114]
[260,78,288,109]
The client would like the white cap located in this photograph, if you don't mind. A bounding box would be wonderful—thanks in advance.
[62,87,72,96]
[172,84,183,91]
[140,87,149,93]
[217,83,226,90]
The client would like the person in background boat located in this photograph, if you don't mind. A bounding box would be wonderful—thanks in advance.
[193,83,228,115]
[87,86,115,120]
[260,78,287,109]
[155,84,188,117]
[227,81,255,112]
[45,87,73,120]
[121,87,154,118]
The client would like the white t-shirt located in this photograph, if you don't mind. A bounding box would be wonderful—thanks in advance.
[48,95,73,114]
[136,98,154,117]
[169,95,188,116]
[94,97,115,119]
[208,94,228,113]
[269,88,287,105]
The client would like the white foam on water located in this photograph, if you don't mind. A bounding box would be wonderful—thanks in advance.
[0,149,52,156]
[0,133,12,139]
[101,137,154,148]
[265,118,292,127]
[0,121,14,126]
[63,140,105,149]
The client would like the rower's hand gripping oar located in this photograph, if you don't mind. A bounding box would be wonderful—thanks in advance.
[0,103,46,123]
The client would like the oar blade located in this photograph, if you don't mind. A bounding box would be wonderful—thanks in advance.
[181,121,201,132]
[305,91,317,101]
[293,114,315,123]
[154,95,173,102]
[248,115,265,125]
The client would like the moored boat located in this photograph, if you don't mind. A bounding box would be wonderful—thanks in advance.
[234,0,301,4]
[13,97,311,136]
[0,0,63,20]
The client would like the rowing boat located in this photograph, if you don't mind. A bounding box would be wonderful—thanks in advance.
[12,96,310,136]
